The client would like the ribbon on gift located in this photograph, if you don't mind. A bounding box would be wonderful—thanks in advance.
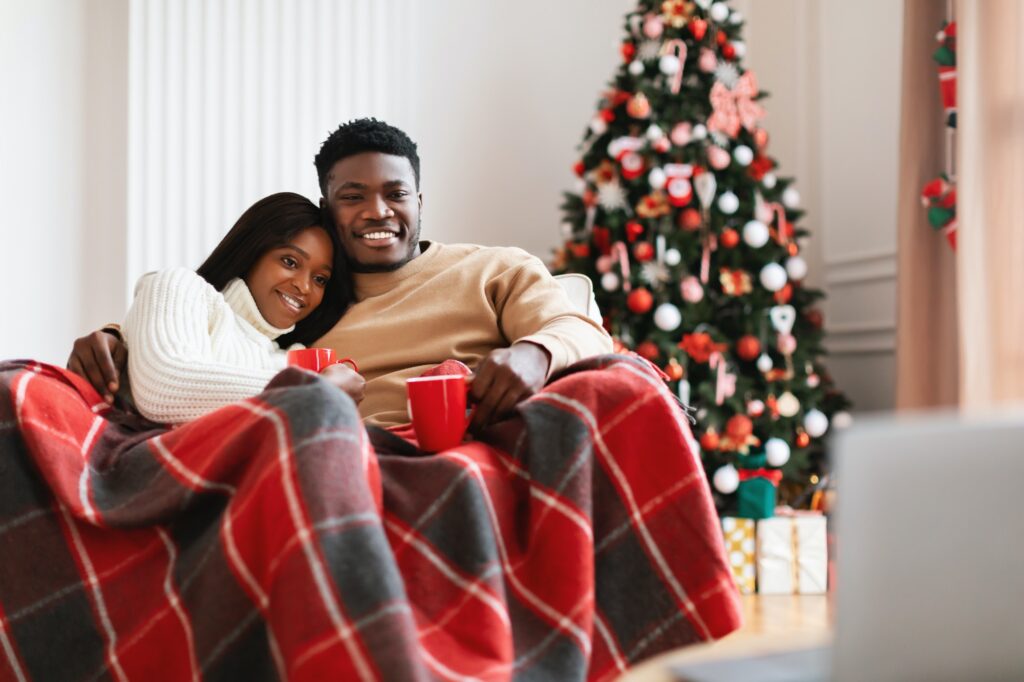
[738,468,783,486]
[708,351,736,405]
[610,240,631,292]
[660,39,688,94]
[707,71,766,139]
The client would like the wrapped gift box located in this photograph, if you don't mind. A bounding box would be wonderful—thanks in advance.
[721,517,756,594]
[756,513,828,595]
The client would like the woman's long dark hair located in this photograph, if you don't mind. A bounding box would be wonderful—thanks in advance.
[196,192,351,347]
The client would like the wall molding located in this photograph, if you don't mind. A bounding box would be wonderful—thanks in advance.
[824,249,898,287]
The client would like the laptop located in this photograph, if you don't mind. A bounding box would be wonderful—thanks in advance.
[672,410,1024,681]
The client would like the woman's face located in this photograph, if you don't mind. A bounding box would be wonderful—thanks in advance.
[245,226,334,329]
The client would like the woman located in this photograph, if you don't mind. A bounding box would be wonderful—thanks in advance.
[114,192,363,424]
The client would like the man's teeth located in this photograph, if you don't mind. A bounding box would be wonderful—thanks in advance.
[361,231,396,240]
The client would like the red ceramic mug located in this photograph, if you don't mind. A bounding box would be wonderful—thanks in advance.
[287,348,358,373]
[406,375,473,452]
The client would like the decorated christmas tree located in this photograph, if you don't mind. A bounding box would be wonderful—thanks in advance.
[552,0,852,512]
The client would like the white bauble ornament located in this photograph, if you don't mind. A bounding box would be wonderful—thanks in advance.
[694,172,717,208]
[692,123,708,140]
[733,145,754,166]
[786,256,808,280]
[807,374,821,388]
[757,354,774,372]
[654,303,683,331]
[747,399,765,417]
[782,186,801,208]
[762,173,777,189]
[574,178,587,193]
[743,220,770,248]
[695,0,712,9]
[709,2,730,23]
[777,391,800,418]
[628,60,645,76]
[804,409,829,438]
[717,191,739,214]
[664,248,682,266]
[659,54,681,76]
[730,11,744,24]
[560,222,574,238]
[713,464,740,494]
[759,263,788,292]
[731,41,747,58]
[590,117,608,135]
[646,124,665,140]
[832,411,854,429]
[648,167,668,190]
[765,438,791,467]
[601,272,620,291]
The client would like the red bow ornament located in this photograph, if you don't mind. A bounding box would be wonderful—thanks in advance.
[707,71,766,139]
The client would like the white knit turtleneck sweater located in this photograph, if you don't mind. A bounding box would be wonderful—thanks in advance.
[121,268,297,424]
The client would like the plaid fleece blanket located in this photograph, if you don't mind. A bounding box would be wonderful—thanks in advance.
[0,356,741,681]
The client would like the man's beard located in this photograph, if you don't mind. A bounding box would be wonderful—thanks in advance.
[347,216,422,273]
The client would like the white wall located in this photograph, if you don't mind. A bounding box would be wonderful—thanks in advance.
[411,0,632,259]
[0,2,86,364]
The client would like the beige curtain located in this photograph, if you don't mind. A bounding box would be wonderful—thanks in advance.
[895,0,959,409]
[896,1,1024,409]
[956,0,1024,407]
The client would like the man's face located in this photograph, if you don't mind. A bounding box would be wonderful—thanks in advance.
[323,152,422,272]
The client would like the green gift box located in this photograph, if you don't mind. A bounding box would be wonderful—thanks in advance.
[736,453,782,520]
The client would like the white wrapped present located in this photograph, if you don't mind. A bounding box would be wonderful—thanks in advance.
[756,513,827,594]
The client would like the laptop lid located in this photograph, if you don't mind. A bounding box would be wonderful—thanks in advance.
[832,411,1024,681]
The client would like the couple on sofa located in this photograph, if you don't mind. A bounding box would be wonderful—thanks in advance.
[1,118,741,680]
[69,118,610,432]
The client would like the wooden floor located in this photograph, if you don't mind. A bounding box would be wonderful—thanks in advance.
[619,594,833,681]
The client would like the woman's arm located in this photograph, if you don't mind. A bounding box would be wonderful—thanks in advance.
[122,268,282,423]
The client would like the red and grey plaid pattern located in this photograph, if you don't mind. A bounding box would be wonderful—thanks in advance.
[0,356,741,681]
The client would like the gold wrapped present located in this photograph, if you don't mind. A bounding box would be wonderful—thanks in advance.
[721,517,757,594]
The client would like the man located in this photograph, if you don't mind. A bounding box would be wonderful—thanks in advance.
[70,118,612,430]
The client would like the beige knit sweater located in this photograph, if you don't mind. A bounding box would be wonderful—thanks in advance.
[315,242,612,426]
[121,268,293,424]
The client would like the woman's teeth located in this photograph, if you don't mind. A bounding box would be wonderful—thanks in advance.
[279,292,303,310]
[361,231,396,240]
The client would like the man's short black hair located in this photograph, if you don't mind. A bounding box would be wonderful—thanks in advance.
[314,118,420,197]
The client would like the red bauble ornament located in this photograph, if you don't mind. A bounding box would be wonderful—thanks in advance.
[666,359,685,381]
[805,309,824,329]
[774,283,793,304]
[636,340,660,361]
[736,335,761,361]
[716,30,727,46]
[680,208,703,230]
[725,414,753,442]
[573,161,585,177]
[625,221,645,242]
[688,18,708,41]
[633,241,655,262]
[621,42,636,62]
[787,242,800,257]
[592,226,611,255]
[627,287,654,314]
[721,42,736,60]
[600,108,616,123]
[569,243,591,258]
[720,228,740,248]
[700,430,720,451]
[795,431,811,448]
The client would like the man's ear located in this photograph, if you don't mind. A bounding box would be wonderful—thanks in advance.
[418,192,423,210]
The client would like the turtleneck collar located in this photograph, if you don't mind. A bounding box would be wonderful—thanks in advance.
[352,241,440,300]
[221,278,295,340]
